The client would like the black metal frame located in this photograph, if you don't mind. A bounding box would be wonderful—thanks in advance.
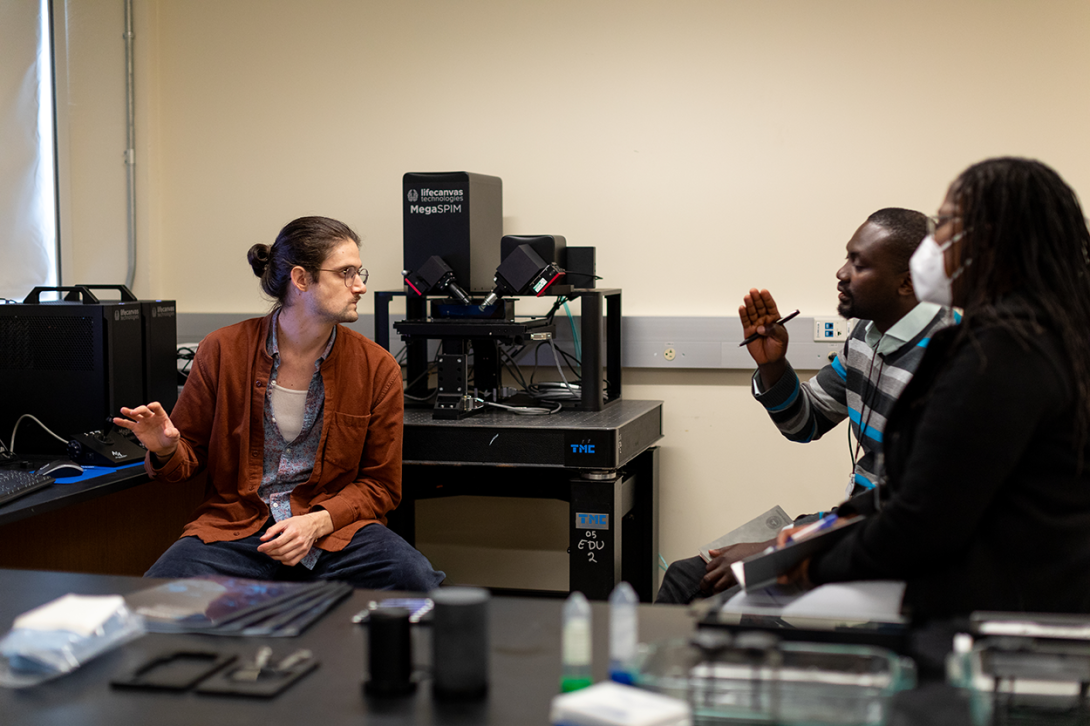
[389,446,659,602]
[373,288,622,413]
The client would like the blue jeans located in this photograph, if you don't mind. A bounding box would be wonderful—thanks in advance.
[146,519,445,592]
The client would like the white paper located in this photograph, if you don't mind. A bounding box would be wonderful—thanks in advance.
[550,681,690,726]
[699,505,791,562]
[721,580,906,623]
[13,594,125,636]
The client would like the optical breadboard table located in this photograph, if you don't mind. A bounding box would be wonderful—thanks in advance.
[391,399,663,602]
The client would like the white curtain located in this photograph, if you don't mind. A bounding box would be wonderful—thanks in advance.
[0,0,57,303]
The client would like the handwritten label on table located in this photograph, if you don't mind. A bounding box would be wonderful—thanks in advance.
[578,530,606,563]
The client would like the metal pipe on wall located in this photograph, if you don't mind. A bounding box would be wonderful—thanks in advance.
[123,0,136,289]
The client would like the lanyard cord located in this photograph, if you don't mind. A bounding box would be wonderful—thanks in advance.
[848,339,887,471]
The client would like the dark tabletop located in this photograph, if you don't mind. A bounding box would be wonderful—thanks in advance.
[0,569,698,726]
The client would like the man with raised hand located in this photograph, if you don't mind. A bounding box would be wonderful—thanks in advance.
[656,208,949,604]
[116,216,444,591]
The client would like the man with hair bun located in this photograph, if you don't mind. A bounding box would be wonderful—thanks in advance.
[115,216,444,591]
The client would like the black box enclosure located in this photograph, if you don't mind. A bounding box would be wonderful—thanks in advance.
[0,292,145,452]
[403,172,502,294]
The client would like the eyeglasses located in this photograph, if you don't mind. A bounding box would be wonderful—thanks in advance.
[927,214,960,235]
[320,266,368,287]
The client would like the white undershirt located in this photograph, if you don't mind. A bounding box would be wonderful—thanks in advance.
[269,382,308,442]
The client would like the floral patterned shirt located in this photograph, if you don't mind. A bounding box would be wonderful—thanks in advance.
[257,309,336,570]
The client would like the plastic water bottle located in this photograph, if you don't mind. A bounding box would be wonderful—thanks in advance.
[560,591,592,692]
[608,581,638,684]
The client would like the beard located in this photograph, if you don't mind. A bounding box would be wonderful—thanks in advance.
[315,296,359,324]
[334,301,359,323]
[837,295,853,320]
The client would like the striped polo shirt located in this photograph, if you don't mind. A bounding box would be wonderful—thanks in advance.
[753,303,953,501]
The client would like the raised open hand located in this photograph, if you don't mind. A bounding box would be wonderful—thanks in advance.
[114,402,180,459]
[739,288,789,368]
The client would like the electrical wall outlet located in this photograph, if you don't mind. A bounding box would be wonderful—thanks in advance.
[813,317,849,342]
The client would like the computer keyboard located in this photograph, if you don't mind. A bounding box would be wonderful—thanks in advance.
[0,470,55,507]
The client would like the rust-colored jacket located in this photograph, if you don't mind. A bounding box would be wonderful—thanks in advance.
[147,313,403,552]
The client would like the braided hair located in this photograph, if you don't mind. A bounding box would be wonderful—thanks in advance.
[951,157,1090,451]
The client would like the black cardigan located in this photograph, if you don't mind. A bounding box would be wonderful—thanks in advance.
[809,304,1090,619]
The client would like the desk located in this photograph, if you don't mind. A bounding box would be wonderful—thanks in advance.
[0,460,149,528]
[0,460,205,575]
[391,400,663,603]
[0,568,697,726]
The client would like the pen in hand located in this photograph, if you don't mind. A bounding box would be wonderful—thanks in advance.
[785,514,838,545]
[739,309,801,347]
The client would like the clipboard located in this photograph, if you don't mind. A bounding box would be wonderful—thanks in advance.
[730,515,864,592]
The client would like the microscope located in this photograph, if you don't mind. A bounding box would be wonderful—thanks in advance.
[377,172,621,420]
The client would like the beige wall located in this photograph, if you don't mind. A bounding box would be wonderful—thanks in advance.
[57,0,1090,589]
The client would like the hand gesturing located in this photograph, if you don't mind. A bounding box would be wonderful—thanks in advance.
[114,402,180,459]
[739,288,789,367]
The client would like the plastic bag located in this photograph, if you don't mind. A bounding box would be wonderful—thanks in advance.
[0,593,146,688]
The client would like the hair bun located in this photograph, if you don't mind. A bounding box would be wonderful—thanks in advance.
[247,243,271,277]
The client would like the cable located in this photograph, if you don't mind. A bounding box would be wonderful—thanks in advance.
[404,346,440,387]
[506,336,581,386]
[554,345,583,381]
[502,341,574,404]
[176,346,198,378]
[562,299,582,361]
[10,414,69,454]
[523,341,580,402]
[548,339,578,397]
[498,344,531,390]
[543,296,566,325]
[401,344,442,400]
[403,365,438,393]
[526,341,549,390]
[480,399,562,415]
[847,339,887,493]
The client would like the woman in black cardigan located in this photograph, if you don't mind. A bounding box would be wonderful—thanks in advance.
[788,158,1090,619]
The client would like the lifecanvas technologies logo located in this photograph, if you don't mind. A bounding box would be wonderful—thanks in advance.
[407,187,464,215]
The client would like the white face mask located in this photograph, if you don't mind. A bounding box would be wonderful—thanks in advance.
[909,233,966,307]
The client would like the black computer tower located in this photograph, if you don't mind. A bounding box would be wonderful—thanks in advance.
[76,285,178,413]
[0,286,145,455]
[140,299,178,411]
